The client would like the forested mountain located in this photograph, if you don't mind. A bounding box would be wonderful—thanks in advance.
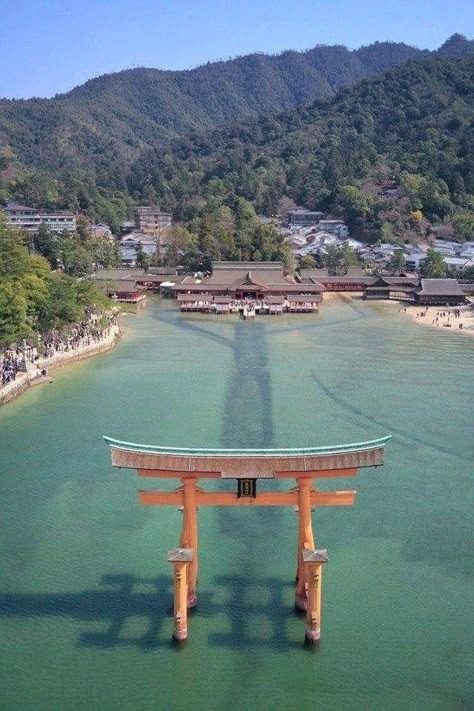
[128,55,474,240]
[0,35,472,203]
[0,36,473,236]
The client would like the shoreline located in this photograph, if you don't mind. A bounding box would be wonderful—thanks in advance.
[382,300,474,337]
[0,323,122,408]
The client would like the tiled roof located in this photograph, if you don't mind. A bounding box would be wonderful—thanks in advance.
[416,279,465,296]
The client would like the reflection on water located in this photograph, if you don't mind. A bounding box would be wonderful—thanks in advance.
[0,298,472,711]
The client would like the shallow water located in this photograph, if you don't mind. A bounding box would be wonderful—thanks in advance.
[0,297,472,711]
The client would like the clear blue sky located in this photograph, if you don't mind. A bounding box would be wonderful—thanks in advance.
[1,0,472,99]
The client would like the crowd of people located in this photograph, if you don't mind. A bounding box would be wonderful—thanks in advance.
[1,313,118,389]
[412,307,466,329]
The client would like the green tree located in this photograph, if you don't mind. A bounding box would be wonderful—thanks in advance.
[135,243,150,270]
[34,223,58,267]
[386,250,406,275]
[300,255,316,269]
[421,249,447,278]
[0,281,30,346]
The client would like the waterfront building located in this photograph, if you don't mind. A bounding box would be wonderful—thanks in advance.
[104,281,146,304]
[299,267,374,292]
[413,279,466,305]
[363,276,419,300]
[2,202,76,234]
[173,261,322,314]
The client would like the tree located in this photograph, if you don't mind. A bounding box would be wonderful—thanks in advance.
[380,222,393,242]
[386,250,406,275]
[34,223,58,266]
[300,255,316,269]
[421,248,447,278]
[452,212,474,241]
[89,236,120,268]
[279,243,296,273]
[0,281,30,346]
[57,239,94,276]
[135,243,150,270]
[322,245,342,274]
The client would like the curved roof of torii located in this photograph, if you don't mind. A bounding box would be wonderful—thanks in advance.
[104,435,391,478]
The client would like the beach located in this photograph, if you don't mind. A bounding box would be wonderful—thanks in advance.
[397,302,474,336]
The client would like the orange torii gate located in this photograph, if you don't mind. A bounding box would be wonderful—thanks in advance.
[104,435,390,645]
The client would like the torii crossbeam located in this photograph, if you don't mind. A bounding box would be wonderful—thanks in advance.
[104,435,391,646]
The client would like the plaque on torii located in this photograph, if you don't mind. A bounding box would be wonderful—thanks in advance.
[104,435,390,646]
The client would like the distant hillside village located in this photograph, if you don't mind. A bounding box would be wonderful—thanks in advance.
[3,201,474,276]
[2,200,474,318]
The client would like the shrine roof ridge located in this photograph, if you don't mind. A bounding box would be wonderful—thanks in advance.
[103,435,391,458]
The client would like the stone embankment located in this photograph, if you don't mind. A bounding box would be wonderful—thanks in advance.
[0,325,120,408]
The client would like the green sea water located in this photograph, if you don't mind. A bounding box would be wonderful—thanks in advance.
[0,297,472,711]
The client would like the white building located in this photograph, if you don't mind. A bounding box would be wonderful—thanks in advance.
[119,232,158,265]
[443,257,474,273]
[2,202,76,234]
[317,220,349,239]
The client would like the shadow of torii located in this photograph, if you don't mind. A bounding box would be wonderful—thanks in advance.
[0,573,205,652]
[208,575,303,652]
[0,573,307,651]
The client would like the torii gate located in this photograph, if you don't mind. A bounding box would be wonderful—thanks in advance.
[104,435,390,646]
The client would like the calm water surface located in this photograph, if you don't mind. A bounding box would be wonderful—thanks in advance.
[0,298,473,711]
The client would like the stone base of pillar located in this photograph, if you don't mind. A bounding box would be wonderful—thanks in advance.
[187,592,197,608]
[173,627,188,642]
[295,593,308,612]
[304,625,321,647]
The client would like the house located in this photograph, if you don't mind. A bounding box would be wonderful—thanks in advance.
[119,232,157,265]
[316,220,349,239]
[288,209,324,227]
[443,257,474,273]
[413,279,466,305]
[405,252,427,270]
[91,224,113,239]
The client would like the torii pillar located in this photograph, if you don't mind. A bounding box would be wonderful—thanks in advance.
[178,478,199,608]
[302,548,328,646]
[168,548,193,642]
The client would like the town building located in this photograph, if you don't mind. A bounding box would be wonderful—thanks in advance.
[91,224,113,240]
[316,220,349,238]
[443,257,474,273]
[2,202,76,234]
[119,232,157,265]
[288,209,325,227]
[135,206,172,235]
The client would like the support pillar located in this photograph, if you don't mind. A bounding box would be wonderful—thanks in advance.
[179,478,198,608]
[302,549,328,646]
[168,548,193,642]
[295,478,315,611]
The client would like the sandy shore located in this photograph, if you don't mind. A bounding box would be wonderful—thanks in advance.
[392,302,474,337]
